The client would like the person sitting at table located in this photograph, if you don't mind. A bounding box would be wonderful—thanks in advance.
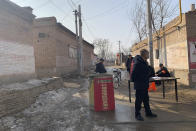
[156,63,170,77]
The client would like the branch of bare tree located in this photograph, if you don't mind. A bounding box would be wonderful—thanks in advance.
[130,0,177,42]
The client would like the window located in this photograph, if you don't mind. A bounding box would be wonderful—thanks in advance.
[69,47,77,58]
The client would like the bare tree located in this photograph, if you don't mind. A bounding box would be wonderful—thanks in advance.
[121,46,131,56]
[130,1,147,42]
[107,52,116,62]
[130,0,177,41]
[151,0,178,35]
[93,39,112,60]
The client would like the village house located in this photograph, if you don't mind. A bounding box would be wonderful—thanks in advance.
[0,0,94,81]
[0,0,36,83]
[131,5,196,87]
[33,17,94,77]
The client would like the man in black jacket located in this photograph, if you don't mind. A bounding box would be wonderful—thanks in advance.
[126,54,134,73]
[131,49,157,121]
[95,58,107,73]
[156,63,170,77]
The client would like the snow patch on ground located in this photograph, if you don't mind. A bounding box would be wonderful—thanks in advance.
[64,82,80,88]
[23,89,68,114]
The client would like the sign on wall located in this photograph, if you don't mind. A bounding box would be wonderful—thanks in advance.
[189,38,196,69]
[0,41,35,75]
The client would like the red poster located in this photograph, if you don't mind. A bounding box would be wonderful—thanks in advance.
[94,77,115,111]
[189,38,196,69]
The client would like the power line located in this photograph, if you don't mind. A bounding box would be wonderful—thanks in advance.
[67,0,75,10]
[69,0,84,8]
[86,0,128,20]
[34,0,50,11]
[34,0,74,26]
[82,16,96,39]
[69,0,77,8]
[69,2,96,40]
[75,0,83,4]
[49,0,67,14]
[48,0,74,22]
[79,0,129,40]
[16,0,32,4]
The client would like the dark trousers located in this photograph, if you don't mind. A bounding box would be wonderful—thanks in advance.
[135,89,151,116]
[127,69,130,74]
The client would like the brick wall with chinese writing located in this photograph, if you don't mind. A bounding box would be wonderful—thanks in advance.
[0,0,36,83]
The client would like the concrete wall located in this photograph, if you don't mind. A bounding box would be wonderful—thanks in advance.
[0,0,36,83]
[131,13,190,85]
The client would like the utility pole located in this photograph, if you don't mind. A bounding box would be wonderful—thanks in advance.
[73,10,80,73]
[118,41,122,65]
[78,5,83,74]
[147,0,154,67]
[74,10,78,39]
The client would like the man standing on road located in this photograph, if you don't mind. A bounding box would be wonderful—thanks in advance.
[131,49,157,121]
[95,58,107,73]
[126,54,134,74]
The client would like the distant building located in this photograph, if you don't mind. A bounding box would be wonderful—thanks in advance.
[116,53,126,66]
[131,6,196,87]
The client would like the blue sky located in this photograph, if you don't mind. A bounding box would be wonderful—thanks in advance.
[10,0,196,53]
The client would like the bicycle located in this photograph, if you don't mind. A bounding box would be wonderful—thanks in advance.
[112,68,121,89]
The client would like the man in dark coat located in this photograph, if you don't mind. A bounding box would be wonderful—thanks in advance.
[95,58,107,73]
[131,49,157,121]
[156,63,170,77]
[126,54,134,73]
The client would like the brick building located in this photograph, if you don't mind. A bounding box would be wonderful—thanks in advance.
[0,0,36,83]
[33,17,94,77]
[0,0,94,82]
[131,7,196,87]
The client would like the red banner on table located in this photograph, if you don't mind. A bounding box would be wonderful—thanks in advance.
[94,76,115,111]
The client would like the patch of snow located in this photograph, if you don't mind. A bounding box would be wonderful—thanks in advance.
[64,82,80,88]
[23,88,68,114]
